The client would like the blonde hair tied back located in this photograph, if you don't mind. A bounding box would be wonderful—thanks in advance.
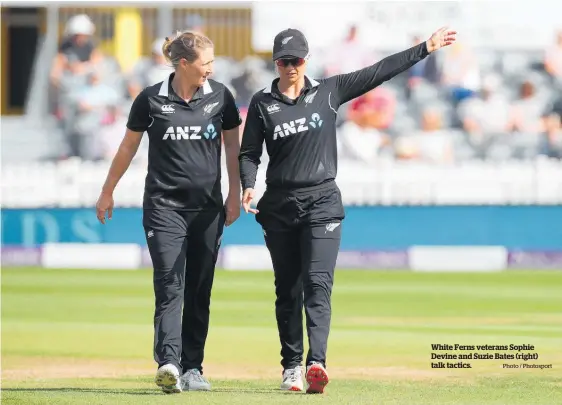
[161,30,213,69]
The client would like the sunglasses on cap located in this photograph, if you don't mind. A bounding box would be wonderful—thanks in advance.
[275,57,306,68]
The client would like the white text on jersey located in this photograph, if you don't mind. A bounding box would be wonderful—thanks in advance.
[163,126,202,140]
[273,118,308,140]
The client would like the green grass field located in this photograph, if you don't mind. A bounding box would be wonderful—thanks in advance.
[2,267,562,405]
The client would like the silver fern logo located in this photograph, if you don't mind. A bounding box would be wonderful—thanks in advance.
[203,102,219,115]
[281,36,293,45]
[304,90,317,105]
[325,223,340,233]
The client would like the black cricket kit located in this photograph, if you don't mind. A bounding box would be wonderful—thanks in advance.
[239,28,430,370]
[127,73,241,374]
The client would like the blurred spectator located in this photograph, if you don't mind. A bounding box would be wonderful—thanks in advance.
[128,38,174,99]
[184,14,206,33]
[348,86,397,133]
[544,30,562,87]
[99,105,149,162]
[540,99,562,159]
[231,56,275,108]
[230,67,255,107]
[36,13,562,166]
[61,69,123,160]
[485,79,546,160]
[457,74,510,158]
[507,79,545,134]
[440,42,481,104]
[50,14,102,89]
[322,25,378,77]
[545,96,562,120]
[337,88,394,162]
[406,35,441,98]
[394,105,455,163]
[542,116,562,159]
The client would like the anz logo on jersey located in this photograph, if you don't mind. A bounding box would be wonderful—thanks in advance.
[163,123,218,140]
[272,113,323,140]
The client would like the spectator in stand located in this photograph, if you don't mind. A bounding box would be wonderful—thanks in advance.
[98,105,150,163]
[50,14,102,89]
[406,35,441,99]
[440,42,480,104]
[184,14,206,33]
[544,30,562,88]
[349,86,397,131]
[394,105,455,164]
[128,38,174,99]
[231,57,274,108]
[50,14,104,126]
[508,79,546,135]
[484,79,546,160]
[457,73,511,158]
[322,25,378,77]
[61,69,123,160]
[540,98,562,159]
[337,87,395,162]
[545,96,562,119]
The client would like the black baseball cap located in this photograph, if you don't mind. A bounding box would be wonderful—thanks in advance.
[272,28,309,61]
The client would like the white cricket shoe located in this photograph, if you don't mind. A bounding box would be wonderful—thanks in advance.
[280,366,304,391]
[155,364,181,394]
[305,362,329,394]
[181,368,211,391]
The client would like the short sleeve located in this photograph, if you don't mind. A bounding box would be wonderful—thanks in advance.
[222,87,242,130]
[126,90,151,133]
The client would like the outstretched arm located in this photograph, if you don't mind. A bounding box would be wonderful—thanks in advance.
[332,27,457,105]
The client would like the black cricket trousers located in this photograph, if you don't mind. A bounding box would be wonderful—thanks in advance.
[143,208,225,375]
[255,180,344,370]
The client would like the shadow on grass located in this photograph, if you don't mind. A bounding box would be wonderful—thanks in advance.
[3,387,285,395]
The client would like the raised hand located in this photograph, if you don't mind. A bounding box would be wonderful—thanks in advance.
[426,27,457,53]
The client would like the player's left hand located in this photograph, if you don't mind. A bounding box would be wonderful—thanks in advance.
[426,27,457,53]
[225,192,241,227]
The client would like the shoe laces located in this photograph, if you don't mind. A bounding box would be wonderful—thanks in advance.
[186,369,208,383]
[283,367,302,382]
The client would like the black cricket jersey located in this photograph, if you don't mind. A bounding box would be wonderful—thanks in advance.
[239,42,429,191]
[127,73,242,211]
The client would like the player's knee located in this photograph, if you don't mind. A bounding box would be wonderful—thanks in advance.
[303,273,333,299]
[154,271,183,297]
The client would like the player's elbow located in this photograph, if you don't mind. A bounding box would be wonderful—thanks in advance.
[223,129,241,153]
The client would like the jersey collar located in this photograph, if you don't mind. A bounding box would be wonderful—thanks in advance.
[158,73,213,103]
